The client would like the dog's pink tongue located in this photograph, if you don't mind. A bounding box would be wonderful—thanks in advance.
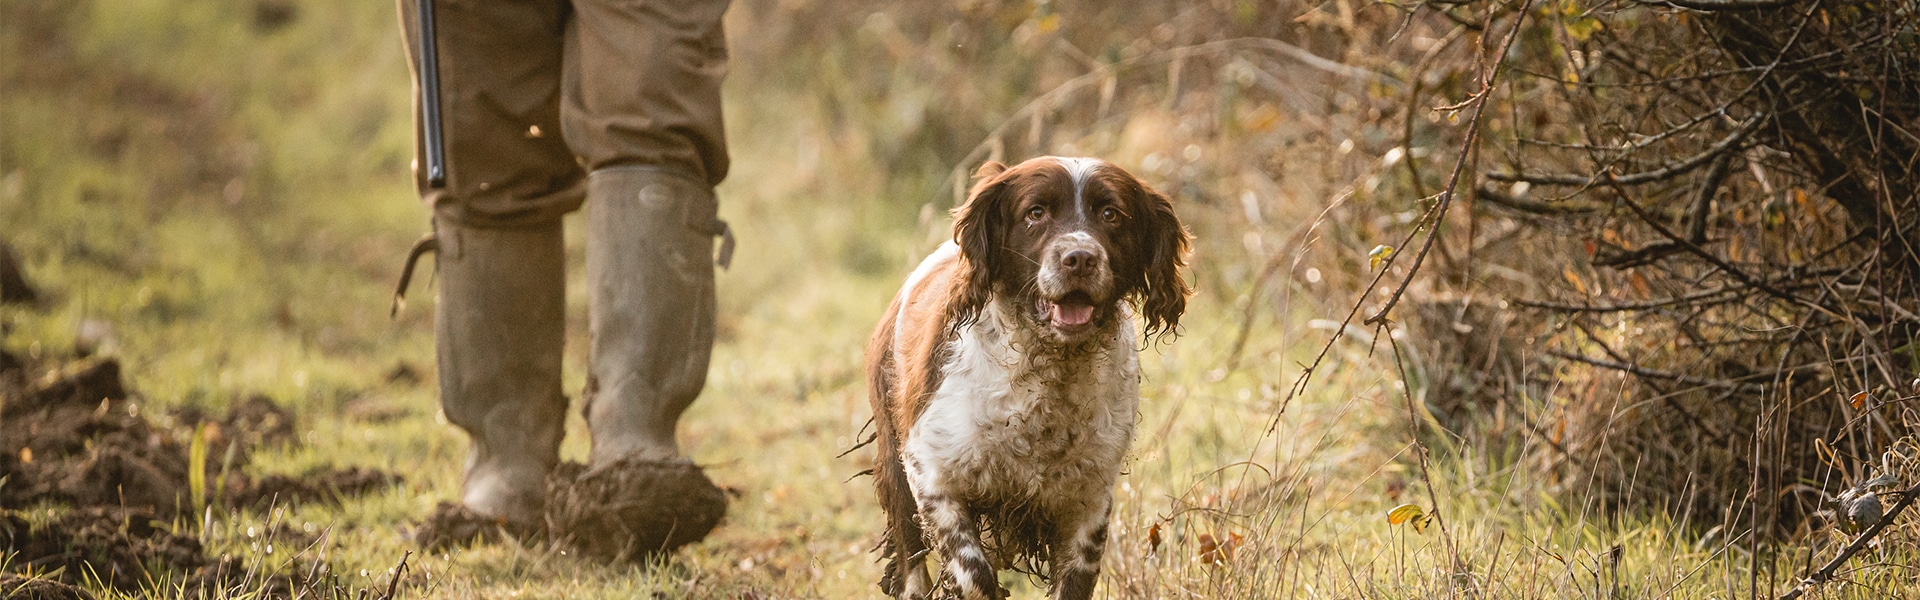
[1052,302,1094,326]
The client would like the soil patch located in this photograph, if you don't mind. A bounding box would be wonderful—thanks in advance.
[0,239,38,306]
[2,507,202,592]
[0,351,405,595]
[414,502,537,552]
[0,573,96,600]
[231,467,403,509]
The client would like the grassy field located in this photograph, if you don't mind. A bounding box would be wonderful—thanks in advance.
[4,0,1916,598]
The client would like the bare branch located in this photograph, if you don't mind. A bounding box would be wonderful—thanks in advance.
[1547,350,1768,392]
[1474,184,1604,214]
[1487,115,1763,186]
[1638,0,1799,11]
[1686,152,1735,243]
[1365,1,1537,326]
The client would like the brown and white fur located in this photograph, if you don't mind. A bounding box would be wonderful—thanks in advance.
[867,157,1190,599]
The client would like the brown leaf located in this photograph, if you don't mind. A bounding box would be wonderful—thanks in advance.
[1627,271,1651,299]
[1197,531,1242,565]
[1562,267,1590,295]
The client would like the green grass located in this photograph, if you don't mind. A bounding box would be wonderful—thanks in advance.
[5,0,1918,598]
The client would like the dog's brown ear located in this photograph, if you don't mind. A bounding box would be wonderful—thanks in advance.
[1138,187,1191,340]
[950,162,1013,327]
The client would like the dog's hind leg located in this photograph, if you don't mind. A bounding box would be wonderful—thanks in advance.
[875,429,932,598]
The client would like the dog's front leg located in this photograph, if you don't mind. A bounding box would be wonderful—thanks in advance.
[1049,499,1112,600]
[917,490,1001,599]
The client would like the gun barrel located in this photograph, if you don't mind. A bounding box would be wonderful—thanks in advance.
[416,0,447,188]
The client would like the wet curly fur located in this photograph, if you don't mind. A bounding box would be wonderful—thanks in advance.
[867,157,1189,600]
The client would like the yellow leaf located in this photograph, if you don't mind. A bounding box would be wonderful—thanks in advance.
[1565,16,1602,42]
[18,447,31,464]
[1369,245,1395,271]
[1036,14,1061,34]
[1387,503,1426,525]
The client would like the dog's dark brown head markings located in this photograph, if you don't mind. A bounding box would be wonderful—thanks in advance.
[951,157,1191,342]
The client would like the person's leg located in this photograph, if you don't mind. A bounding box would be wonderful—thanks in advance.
[397,0,581,526]
[582,167,717,464]
[562,0,732,467]
[432,223,565,524]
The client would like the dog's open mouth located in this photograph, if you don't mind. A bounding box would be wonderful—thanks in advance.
[1038,291,1098,331]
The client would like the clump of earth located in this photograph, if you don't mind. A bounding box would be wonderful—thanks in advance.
[544,457,728,562]
[0,351,403,597]
[414,456,729,562]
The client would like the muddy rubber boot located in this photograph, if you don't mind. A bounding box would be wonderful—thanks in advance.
[584,166,720,468]
[434,221,568,527]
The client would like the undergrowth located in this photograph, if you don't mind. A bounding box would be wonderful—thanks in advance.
[3,0,1915,598]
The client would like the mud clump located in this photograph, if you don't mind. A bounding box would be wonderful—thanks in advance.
[232,467,403,509]
[0,238,40,306]
[414,502,539,552]
[0,351,404,595]
[0,356,398,516]
[0,358,190,514]
[0,573,96,600]
[2,507,203,592]
[544,457,728,562]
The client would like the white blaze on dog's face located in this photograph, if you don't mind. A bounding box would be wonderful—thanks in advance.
[951,156,1192,344]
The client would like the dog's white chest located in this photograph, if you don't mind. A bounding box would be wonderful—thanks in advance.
[902,306,1140,509]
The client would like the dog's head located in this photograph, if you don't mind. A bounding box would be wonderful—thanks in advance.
[951,156,1191,343]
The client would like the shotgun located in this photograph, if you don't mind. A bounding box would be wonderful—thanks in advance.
[415,0,446,188]
[392,0,446,317]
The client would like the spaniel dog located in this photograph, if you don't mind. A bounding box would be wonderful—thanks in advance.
[866,157,1190,599]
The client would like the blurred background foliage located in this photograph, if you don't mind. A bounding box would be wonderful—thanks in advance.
[5,0,1920,596]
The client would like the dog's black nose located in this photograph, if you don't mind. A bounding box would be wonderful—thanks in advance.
[1062,249,1096,274]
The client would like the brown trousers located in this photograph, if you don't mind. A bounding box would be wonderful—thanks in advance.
[398,0,731,228]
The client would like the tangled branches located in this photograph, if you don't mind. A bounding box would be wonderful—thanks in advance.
[1392,0,1920,536]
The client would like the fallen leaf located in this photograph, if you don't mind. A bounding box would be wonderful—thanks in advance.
[1387,503,1425,525]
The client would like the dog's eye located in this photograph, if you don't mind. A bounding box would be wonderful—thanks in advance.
[1101,207,1120,223]
[1025,206,1046,222]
